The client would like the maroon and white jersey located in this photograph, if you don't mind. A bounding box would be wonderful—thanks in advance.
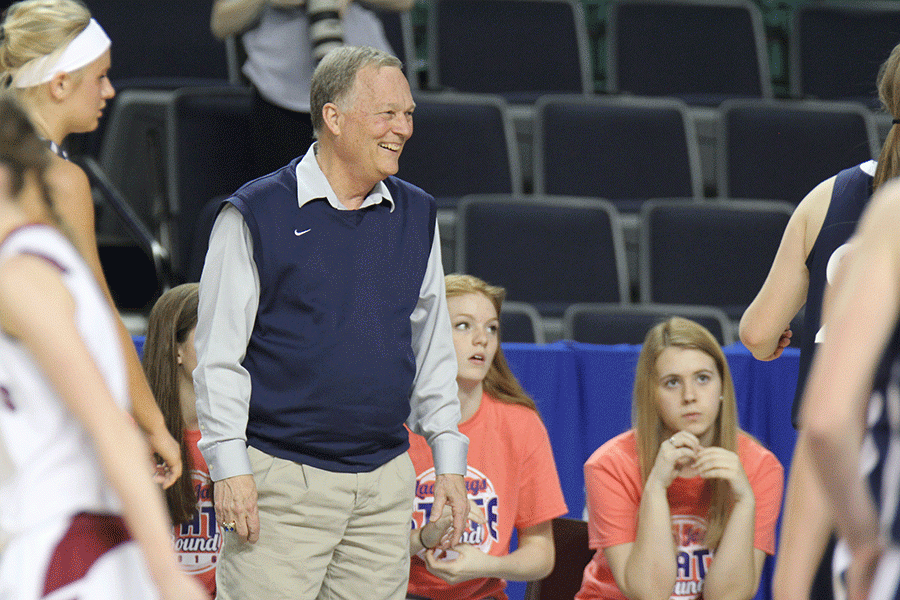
[0,224,127,537]
[0,224,157,600]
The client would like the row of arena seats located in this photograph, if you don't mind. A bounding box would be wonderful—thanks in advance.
[69,0,900,146]
[68,0,896,324]
[92,87,818,331]
[73,0,900,108]
[401,91,882,209]
[501,301,737,347]
[88,85,841,293]
[424,0,900,109]
[452,195,794,343]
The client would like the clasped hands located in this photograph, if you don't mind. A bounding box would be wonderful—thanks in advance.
[654,431,752,501]
[418,500,489,584]
[419,498,485,550]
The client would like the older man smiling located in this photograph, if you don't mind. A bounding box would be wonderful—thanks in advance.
[194,45,470,600]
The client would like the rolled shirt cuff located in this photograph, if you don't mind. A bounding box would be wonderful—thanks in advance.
[205,438,254,482]
[429,431,469,476]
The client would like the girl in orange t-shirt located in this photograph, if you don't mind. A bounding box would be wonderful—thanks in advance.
[143,283,221,597]
[577,317,784,600]
[407,274,567,600]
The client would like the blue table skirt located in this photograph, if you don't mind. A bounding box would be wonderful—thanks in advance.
[503,341,799,600]
[504,341,799,520]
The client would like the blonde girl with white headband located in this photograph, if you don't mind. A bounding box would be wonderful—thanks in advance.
[0,0,183,489]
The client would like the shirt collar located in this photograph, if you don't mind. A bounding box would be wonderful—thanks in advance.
[294,143,395,212]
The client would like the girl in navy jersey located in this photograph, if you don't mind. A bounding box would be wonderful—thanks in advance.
[0,93,207,600]
[740,41,900,600]
[802,176,900,600]
[0,0,182,486]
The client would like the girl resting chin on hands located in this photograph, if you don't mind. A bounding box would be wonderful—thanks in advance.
[577,317,784,600]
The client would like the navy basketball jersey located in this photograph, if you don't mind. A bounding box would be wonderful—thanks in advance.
[793,160,876,427]
[865,332,900,547]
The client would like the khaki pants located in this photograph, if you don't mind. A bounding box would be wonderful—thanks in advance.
[217,447,415,600]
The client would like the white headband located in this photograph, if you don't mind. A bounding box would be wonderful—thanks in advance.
[13,19,111,89]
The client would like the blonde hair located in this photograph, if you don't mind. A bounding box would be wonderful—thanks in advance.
[632,317,739,547]
[873,41,900,191]
[444,274,537,412]
[142,283,199,525]
[0,0,91,94]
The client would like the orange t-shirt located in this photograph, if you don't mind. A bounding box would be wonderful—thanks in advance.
[576,430,784,600]
[407,393,568,600]
[171,429,221,597]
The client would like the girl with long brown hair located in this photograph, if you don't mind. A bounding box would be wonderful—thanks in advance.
[739,39,900,600]
[577,317,784,600]
[143,283,220,597]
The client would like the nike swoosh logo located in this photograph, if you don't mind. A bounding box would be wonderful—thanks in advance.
[294,228,311,236]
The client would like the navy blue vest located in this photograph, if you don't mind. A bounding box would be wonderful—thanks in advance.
[793,162,873,427]
[227,159,437,472]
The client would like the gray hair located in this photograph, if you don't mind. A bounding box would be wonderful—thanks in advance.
[309,45,403,137]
